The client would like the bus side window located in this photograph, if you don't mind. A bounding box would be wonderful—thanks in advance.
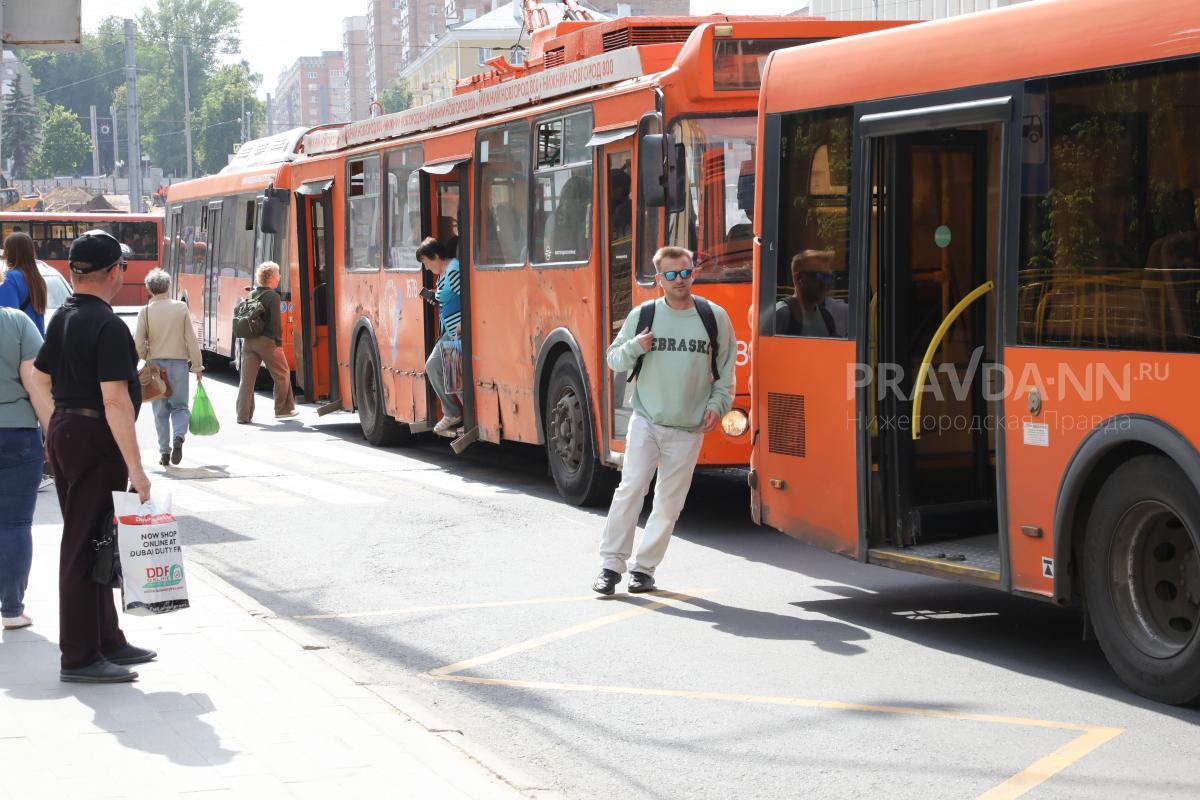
[477,121,530,267]
[532,109,593,267]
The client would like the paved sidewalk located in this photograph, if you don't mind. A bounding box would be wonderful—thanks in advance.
[0,524,532,800]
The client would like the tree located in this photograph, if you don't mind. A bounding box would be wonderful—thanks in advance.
[380,83,413,115]
[19,18,126,121]
[2,75,40,178]
[136,0,243,175]
[194,63,264,175]
[30,104,92,178]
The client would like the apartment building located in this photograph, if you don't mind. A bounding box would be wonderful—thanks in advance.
[343,16,371,121]
[272,51,348,129]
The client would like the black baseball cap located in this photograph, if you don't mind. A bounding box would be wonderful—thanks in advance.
[68,229,123,274]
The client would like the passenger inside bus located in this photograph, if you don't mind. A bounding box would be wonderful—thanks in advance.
[438,215,459,258]
[774,249,848,337]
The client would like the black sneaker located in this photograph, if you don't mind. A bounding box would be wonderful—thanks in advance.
[171,437,184,465]
[628,571,656,593]
[60,660,137,683]
[592,569,620,596]
[103,643,158,666]
[159,452,170,466]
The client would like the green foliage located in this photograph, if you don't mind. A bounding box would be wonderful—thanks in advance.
[380,83,413,115]
[195,64,264,175]
[136,0,244,176]
[2,75,40,179]
[19,18,126,121]
[30,105,92,178]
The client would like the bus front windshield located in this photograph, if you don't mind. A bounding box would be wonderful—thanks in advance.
[665,116,757,283]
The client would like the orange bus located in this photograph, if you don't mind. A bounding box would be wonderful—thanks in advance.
[284,13,902,505]
[162,127,336,371]
[750,0,1200,702]
[0,211,163,306]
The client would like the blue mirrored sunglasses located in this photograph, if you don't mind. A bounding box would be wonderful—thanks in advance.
[659,268,694,281]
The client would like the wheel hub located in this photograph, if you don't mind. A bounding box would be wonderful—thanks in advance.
[1110,501,1200,659]
[549,389,584,475]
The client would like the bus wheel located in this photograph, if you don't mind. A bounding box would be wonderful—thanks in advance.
[1084,454,1200,704]
[544,358,616,507]
[354,341,408,447]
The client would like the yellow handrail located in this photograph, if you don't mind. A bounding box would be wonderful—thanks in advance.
[911,280,994,441]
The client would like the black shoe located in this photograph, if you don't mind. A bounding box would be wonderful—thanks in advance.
[61,660,137,683]
[592,569,620,596]
[159,452,170,466]
[628,571,657,593]
[103,643,158,666]
[171,437,184,465]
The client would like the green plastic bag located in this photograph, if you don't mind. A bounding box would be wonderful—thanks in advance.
[189,382,220,436]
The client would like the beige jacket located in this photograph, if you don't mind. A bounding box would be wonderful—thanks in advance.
[135,295,203,372]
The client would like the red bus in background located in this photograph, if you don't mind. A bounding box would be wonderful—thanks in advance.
[0,211,164,306]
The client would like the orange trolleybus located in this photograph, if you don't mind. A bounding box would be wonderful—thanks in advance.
[163,127,333,371]
[285,11,903,505]
[749,0,1200,702]
[0,211,163,306]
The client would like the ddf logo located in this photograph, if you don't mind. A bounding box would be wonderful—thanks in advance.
[144,564,184,589]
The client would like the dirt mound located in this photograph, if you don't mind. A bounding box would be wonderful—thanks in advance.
[40,186,95,212]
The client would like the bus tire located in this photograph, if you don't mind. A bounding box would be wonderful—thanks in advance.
[1083,454,1200,704]
[354,340,408,447]
[544,357,616,507]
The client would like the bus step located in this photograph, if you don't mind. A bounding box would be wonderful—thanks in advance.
[450,427,479,454]
[908,499,995,544]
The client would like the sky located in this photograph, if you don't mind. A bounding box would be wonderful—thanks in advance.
[82,0,801,98]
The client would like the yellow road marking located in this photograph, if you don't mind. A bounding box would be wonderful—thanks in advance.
[428,674,1121,799]
[428,589,714,677]
[422,588,1121,799]
[293,588,704,620]
[976,725,1124,800]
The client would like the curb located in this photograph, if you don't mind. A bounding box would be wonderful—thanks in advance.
[185,559,565,799]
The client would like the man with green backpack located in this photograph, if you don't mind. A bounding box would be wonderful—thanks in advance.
[234,262,297,424]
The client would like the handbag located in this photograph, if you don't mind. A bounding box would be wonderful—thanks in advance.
[90,512,121,589]
[441,338,463,395]
[138,306,172,403]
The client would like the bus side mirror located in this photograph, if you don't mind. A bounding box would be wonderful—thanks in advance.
[260,189,291,235]
[640,133,685,213]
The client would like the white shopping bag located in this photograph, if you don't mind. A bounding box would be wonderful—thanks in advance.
[112,492,190,616]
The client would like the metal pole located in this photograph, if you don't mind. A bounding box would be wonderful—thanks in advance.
[124,19,143,212]
[182,45,193,179]
[89,105,100,176]
[240,92,245,143]
[109,104,119,181]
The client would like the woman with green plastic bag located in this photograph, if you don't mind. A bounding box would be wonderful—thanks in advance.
[189,382,220,436]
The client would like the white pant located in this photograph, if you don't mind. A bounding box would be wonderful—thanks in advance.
[599,414,704,576]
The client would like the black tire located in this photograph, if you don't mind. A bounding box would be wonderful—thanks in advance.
[1083,454,1200,704]
[355,339,409,447]
[543,357,617,507]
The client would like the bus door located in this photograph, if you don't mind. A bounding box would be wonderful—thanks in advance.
[422,159,476,452]
[202,200,224,350]
[295,180,337,406]
[862,96,1010,586]
[599,138,635,451]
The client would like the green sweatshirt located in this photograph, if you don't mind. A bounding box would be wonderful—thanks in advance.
[607,296,736,431]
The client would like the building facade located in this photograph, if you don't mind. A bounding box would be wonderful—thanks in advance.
[366,0,407,103]
[272,51,348,129]
[343,16,371,121]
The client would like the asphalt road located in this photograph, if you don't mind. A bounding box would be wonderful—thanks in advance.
[31,359,1200,800]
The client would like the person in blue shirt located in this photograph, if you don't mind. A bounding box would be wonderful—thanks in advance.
[0,232,48,335]
[415,237,462,434]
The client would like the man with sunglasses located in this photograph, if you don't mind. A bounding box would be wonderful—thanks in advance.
[774,249,847,337]
[29,230,156,684]
[593,246,736,595]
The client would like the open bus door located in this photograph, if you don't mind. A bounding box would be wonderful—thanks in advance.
[598,136,636,454]
[421,159,477,453]
[862,96,1007,588]
[202,200,224,351]
[295,179,338,408]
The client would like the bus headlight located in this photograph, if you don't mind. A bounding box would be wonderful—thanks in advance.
[721,408,749,438]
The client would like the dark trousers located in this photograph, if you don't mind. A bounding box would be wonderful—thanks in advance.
[47,411,128,669]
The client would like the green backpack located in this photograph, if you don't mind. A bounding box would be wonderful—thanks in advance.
[232,289,267,338]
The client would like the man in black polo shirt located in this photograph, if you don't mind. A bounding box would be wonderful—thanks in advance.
[30,230,156,683]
